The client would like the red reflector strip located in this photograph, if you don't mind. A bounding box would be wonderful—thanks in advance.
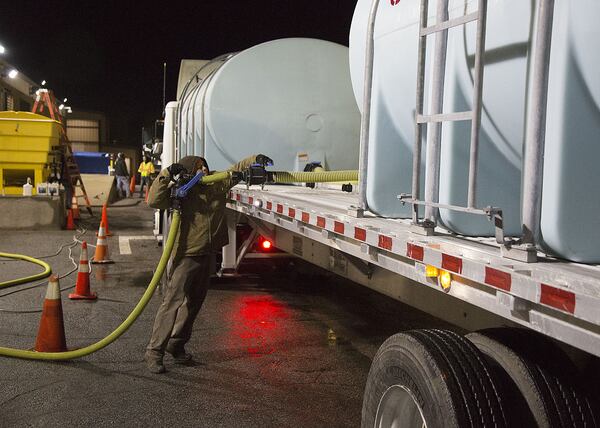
[277,204,283,214]
[317,216,326,228]
[354,227,366,241]
[406,243,424,261]
[378,235,392,251]
[540,284,576,314]
[248,197,254,205]
[236,194,241,201]
[484,267,512,291]
[301,212,310,223]
[288,208,296,218]
[442,254,462,274]
[334,221,344,234]
[267,202,272,210]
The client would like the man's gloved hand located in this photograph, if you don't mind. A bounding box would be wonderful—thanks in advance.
[255,154,274,167]
[167,163,186,177]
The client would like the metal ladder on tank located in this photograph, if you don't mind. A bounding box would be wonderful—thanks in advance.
[398,0,507,245]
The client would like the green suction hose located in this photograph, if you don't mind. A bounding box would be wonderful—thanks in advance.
[203,171,231,184]
[270,170,358,184]
[0,253,52,288]
[0,210,181,361]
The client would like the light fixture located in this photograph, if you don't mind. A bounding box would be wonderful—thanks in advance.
[439,270,452,291]
[425,265,439,278]
[58,104,65,110]
[8,69,18,79]
[41,80,46,86]
[63,98,68,103]
[0,44,5,54]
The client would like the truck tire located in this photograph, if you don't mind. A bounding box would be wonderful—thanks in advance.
[361,329,508,428]
[466,328,599,428]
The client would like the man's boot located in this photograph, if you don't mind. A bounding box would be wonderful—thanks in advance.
[166,343,193,364]
[145,353,166,374]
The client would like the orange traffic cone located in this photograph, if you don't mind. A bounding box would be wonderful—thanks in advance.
[35,275,67,352]
[96,203,113,236]
[71,195,80,220]
[129,175,136,196]
[65,208,76,230]
[91,220,113,264]
[69,241,97,300]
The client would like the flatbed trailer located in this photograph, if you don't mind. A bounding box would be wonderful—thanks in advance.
[224,184,600,358]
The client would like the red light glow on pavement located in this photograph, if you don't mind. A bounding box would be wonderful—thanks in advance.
[228,296,291,357]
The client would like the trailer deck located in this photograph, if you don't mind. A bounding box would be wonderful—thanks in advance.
[227,184,600,357]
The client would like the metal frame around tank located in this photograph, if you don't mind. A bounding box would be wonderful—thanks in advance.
[399,0,495,232]
[392,0,556,263]
[357,0,381,217]
[517,0,556,258]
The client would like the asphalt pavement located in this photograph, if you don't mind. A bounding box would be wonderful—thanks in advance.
[0,198,451,427]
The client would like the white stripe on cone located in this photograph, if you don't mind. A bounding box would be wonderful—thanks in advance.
[45,277,61,300]
[79,243,90,273]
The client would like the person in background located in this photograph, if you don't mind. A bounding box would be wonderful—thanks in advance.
[138,155,155,198]
[144,153,273,374]
[114,153,130,198]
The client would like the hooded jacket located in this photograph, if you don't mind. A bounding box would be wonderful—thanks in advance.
[147,154,257,258]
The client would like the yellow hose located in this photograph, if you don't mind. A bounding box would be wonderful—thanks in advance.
[0,210,181,360]
[0,253,52,288]
[204,171,231,184]
[271,170,358,184]
[311,167,358,185]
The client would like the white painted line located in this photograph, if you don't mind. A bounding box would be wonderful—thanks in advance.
[119,236,156,255]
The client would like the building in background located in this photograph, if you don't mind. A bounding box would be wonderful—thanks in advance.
[0,60,36,112]
[65,110,108,152]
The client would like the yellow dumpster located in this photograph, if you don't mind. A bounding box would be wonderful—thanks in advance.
[0,111,61,195]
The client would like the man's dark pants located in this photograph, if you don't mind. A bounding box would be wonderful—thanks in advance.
[146,255,211,361]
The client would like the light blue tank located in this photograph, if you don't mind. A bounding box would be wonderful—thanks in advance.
[178,38,360,172]
[350,0,600,262]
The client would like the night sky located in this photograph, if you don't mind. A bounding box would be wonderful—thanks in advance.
[0,0,358,147]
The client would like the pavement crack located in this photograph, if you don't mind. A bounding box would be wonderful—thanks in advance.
[0,379,63,407]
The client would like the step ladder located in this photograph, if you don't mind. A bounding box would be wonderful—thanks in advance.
[62,136,93,216]
[32,89,93,216]
[398,0,505,244]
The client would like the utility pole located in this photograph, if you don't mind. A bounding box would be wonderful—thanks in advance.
[162,62,167,118]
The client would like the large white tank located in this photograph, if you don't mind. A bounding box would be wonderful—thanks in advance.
[540,0,600,263]
[350,0,600,263]
[178,38,360,172]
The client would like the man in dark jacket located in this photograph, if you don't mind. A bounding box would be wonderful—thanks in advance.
[114,153,130,198]
[144,153,272,373]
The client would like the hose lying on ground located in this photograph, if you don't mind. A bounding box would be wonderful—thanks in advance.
[0,253,52,289]
[0,210,180,360]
